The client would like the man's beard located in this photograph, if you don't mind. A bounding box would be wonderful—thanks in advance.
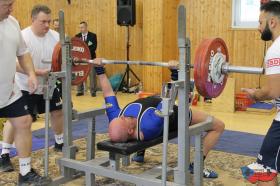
[261,22,272,41]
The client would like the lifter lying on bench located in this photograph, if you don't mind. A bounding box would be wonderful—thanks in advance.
[92,58,225,179]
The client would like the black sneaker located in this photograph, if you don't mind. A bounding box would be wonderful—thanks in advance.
[54,142,63,152]
[18,168,52,186]
[0,153,14,172]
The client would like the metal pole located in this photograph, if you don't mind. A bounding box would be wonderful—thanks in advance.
[88,59,171,68]
[126,26,130,89]
[59,10,73,156]
[174,5,190,185]
[222,64,264,74]
[44,86,50,177]
[194,134,203,186]
[59,10,65,43]
[161,98,171,186]
[59,10,77,180]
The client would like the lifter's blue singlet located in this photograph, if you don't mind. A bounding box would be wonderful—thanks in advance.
[105,96,164,141]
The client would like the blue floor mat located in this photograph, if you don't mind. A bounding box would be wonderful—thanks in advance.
[1,114,264,158]
[169,130,264,157]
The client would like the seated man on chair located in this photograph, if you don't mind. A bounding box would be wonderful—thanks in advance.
[92,58,225,179]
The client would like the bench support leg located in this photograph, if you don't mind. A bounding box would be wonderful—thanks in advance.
[122,155,130,166]
[109,152,121,171]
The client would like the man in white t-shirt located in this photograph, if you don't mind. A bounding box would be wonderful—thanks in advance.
[241,1,280,186]
[1,4,65,171]
[0,0,51,185]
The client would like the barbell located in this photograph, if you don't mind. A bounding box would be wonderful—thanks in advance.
[49,37,264,98]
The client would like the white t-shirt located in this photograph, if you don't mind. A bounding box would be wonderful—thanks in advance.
[15,27,59,94]
[0,16,28,108]
[264,35,280,120]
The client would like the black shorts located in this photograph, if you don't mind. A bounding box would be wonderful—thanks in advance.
[0,96,30,118]
[22,87,62,114]
[257,120,280,172]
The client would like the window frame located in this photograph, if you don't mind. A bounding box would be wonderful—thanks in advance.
[232,0,260,29]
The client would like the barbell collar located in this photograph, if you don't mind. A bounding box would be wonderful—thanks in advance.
[222,63,264,74]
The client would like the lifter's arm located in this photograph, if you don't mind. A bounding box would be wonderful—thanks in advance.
[98,74,115,98]
[93,58,115,98]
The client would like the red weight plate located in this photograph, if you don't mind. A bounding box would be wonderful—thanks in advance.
[71,37,92,85]
[194,38,229,98]
[51,42,62,72]
[51,37,92,85]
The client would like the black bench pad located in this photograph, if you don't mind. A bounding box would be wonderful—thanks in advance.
[97,131,178,156]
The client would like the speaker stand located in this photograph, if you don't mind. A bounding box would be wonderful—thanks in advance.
[116,26,141,94]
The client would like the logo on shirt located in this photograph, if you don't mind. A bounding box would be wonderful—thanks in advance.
[88,41,93,46]
[105,103,113,108]
[24,105,28,110]
[266,58,280,68]
[257,154,263,161]
[56,98,62,106]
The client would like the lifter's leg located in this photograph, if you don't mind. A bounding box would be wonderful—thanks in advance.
[189,109,225,178]
[190,110,225,156]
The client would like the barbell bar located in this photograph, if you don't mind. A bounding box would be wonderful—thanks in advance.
[50,37,264,98]
[77,58,264,75]
[47,57,264,75]
[88,59,171,68]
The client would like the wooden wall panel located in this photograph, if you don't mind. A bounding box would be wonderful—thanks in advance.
[182,0,266,93]
[162,0,180,84]
[13,0,267,94]
[142,0,164,93]
[13,0,143,86]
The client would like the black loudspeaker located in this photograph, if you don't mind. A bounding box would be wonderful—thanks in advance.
[117,0,136,26]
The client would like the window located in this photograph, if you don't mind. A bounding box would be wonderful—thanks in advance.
[232,0,260,28]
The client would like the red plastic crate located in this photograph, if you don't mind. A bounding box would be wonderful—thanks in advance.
[235,93,253,111]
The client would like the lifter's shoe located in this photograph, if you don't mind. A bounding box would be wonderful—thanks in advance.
[0,153,14,172]
[241,162,277,184]
[54,142,63,152]
[131,154,144,163]
[189,162,218,178]
[18,168,52,186]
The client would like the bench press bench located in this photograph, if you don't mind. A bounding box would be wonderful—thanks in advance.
[97,131,178,155]
[97,131,178,169]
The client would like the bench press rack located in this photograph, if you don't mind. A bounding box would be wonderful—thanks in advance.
[51,5,213,186]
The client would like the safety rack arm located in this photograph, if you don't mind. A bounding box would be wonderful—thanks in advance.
[190,116,213,186]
